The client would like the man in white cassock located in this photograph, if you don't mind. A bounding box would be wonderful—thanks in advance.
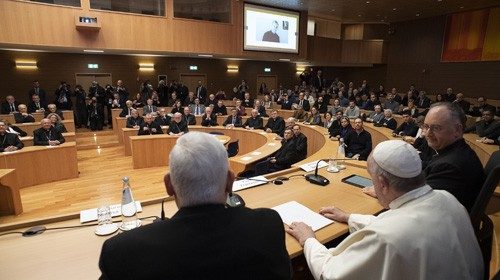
[286,140,483,280]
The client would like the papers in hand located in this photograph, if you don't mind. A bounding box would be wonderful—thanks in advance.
[232,175,269,192]
[80,201,142,223]
[299,160,328,172]
[272,201,333,231]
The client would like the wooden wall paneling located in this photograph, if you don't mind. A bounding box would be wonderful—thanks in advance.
[341,40,362,63]
[312,17,341,39]
[342,24,364,40]
[0,169,22,216]
[307,36,342,63]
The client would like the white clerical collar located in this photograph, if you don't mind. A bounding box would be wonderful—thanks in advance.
[389,185,432,209]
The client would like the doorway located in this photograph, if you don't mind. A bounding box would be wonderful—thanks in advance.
[179,74,207,93]
[256,75,277,96]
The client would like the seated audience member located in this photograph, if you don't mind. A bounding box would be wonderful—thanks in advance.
[143,99,158,116]
[213,100,227,116]
[183,107,196,125]
[119,100,134,117]
[443,87,456,102]
[452,93,471,113]
[234,100,246,116]
[189,98,205,116]
[54,82,72,110]
[171,100,183,115]
[44,104,65,120]
[391,88,402,104]
[262,94,273,109]
[315,96,328,114]
[400,91,415,107]
[88,97,104,131]
[325,112,342,139]
[99,132,291,279]
[138,114,163,135]
[294,92,310,112]
[132,93,144,108]
[362,93,380,111]
[27,94,46,113]
[330,99,343,116]
[469,96,495,117]
[303,107,323,126]
[375,109,397,130]
[1,119,27,136]
[125,110,144,129]
[255,128,299,175]
[14,104,36,123]
[338,116,354,140]
[264,110,285,136]
[205,94,217,107]
[366,105,384,123]
[277,94,293,110]
[1,95,19,114]
[201,107,218,127]
[365,103,485,212]
[184,91,196,106]
[47,113,67,134]
[338,92,349,107]
[284,117,296,130]
[155,108,171,126]
[392,110,419,137]
[254,100,268,117]
[464,108,499,140]
[416,91,431,109]
[242,92,254,108]
[292,107,307,122]
[286,140,483,280]
[292,125,308,160]
[223,108,243,128]
[342,118,372,160]
[110,93,123,111]
[243,109,263,130]
[33,118,65,146]
[343,101,360,119]
[167,113,189,136]
[0,120,24,152]
[382,92,400,113]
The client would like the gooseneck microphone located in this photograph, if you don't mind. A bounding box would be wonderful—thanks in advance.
[305,158,358,186]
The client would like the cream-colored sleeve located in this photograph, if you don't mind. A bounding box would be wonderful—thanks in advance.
[347,214,376,233]
[303,231,390,280]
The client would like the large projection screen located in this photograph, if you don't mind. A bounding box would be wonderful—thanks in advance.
[244,3,300,54]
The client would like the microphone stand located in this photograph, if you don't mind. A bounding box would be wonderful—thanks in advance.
[305,158,359,186]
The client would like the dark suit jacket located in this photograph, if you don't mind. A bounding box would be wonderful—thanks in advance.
[243,116,263,129]
[13,113,35,123]
[376,117,397,130]
[0,133,24,152]
[126,117,144,128]
[155,116,171,126]
[213,105,227,116]
[327,120,341,138]
[278,100,292,110]
[201,114,218,127]
[137,122,164,135]
[343,129,372,160]
[33,127,65,146]
[417,97,431,109]
[27,101,47,113]
[195,86,207,103]
[297,99,310,111]
[167,121,189,134]
[9,125,27,137]
[99,204,291,280]
[222,115,242,127]
[28,88,47,103]
[1,102,19,114]
[184,114,196,125]
[119,107,134,117]
[424,139,485,211]
[265,117,285,136]
[293,133,308,160]
[274,139,300,169]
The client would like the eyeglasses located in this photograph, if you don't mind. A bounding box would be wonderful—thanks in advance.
[421,123,444,133]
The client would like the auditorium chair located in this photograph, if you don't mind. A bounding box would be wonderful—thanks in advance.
[227,139,239,157]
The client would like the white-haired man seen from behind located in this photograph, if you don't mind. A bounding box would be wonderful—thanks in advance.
[99,132,291,279]
[286,140,483,280]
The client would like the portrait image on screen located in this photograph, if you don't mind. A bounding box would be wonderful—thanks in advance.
[244,4,299,53]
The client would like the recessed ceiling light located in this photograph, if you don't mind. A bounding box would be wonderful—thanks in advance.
[331,9,335,12]
[83,49,104,53]
[416,13,421,17]
[381,19,385,22]
[392,8,397,11]
[358,14,362,17]
[460,6,464,9]
[366,1,370,3]
[437,0,442,2]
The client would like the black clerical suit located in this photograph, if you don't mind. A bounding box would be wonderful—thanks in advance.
[243,116,263,129]
[119,107,134,118]
[99,204,291,280]
[33,127,65,146]
[213,105,227,116]
[137,122,163,135]
[327,120,341,138]
[126,117,144,128]
[343,129,372,160]
[375,117,397,130]
[222,115,242,127]
[255,137,299,175]
[155,116,171,127]
[293,133,308,161]
[167,121,189,134]
[184,114,196,125]
[393,121,419,137]
[464,120,500,139]
[0,133,24,152]
[424,138,485,211]
[265,116,285,136]
[27,100,47,113]
[201,114,218,127]
[13,113,35,124]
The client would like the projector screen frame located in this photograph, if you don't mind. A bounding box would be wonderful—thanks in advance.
[243,3,301,54]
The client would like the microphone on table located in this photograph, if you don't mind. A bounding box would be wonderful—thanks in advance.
[305,158,359,186]
[226,192,245,208]
[235,176,289,185]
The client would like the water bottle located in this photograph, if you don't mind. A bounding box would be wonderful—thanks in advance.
[120,176,141,231]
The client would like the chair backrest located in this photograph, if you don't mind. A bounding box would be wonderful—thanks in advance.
[470,150,500,230]
[227,139,239,157]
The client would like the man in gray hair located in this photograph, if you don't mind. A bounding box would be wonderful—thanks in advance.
[99,132,291,279]
[286,140,482,279]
